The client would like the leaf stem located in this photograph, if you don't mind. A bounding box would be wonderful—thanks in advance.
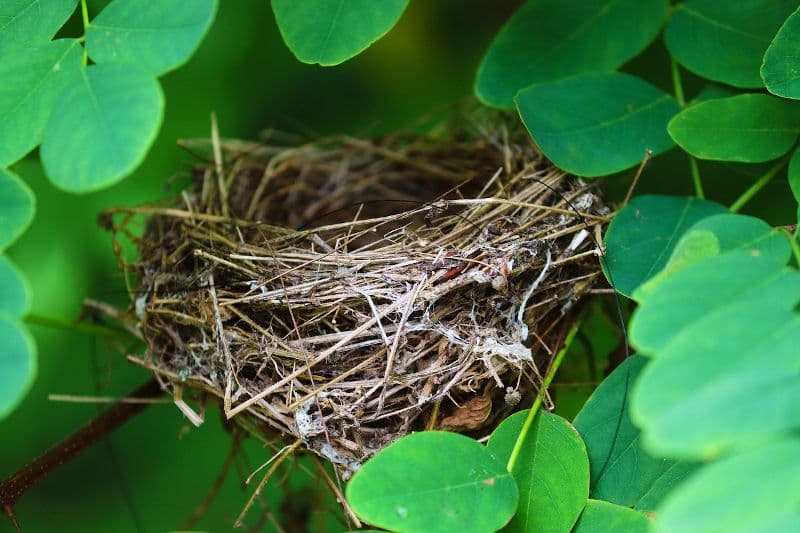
[80,0,89,66]
[506,322,581,472]
[24,313,130,339]
[730,158,787,213]
[670,59,704,198]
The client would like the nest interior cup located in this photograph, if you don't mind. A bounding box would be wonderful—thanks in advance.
[108,119,609,475]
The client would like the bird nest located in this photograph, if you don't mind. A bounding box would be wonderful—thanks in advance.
[104,121,609,475]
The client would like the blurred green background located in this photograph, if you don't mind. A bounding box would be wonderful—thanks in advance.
[3,1,797,531]
[1,1,520,531]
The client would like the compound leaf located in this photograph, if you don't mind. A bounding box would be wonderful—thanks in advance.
[517,72,680,176]
[667,94,800,162]
[271,0,408,66]
[86,0,218,76]
[0,0,77,53]
[487,410,589,533]
[0,168,35,251]
[475,0,668,109]
[41,63,164,193]
[0,316,37,421]
[346,431,518,533]
[665,0,797,88]
[0,39,82,167]
[602,195,727,298]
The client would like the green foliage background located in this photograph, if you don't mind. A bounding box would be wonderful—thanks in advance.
[3,0,800,531]
[0,1,514,530]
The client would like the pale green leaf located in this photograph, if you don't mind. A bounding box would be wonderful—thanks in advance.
[0,316,37,420]
[761,7,800,98]
[0,168,35,250]
[40,63,164,192]
[573,500,650,533]
[86,0,218,76]
[0,255,31,317]
[0,39,82,167]
[0,0,77,53]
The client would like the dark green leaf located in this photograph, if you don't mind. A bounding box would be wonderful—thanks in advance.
[572,500,650,533]
[602,195,727,298]
[271,0,408,66]
[573,356,691,509]
[487,411,589,533]
[632,300,800,458]
[630,251,800,353]
[86,0,218,77]
[475,0,668,109]
[665,0,797,88]
[762,7,800,98]
[0,168,35,250]
[0,39,82,167]
[346,431,518,533]
[658,439,800,532]
[667,94,800,162]
[516,72,680,176]
[40,63,164,193]
[0,0,77,53]
[0,316,36,420]
[0,255,31,318]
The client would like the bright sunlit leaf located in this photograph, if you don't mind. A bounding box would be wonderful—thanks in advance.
[0,168,35,251]
[0,316,37,421]
[86,0,218,76]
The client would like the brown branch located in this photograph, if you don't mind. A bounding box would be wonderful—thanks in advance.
[0,379,163,526]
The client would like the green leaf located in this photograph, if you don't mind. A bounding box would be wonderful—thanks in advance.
[346,431,518,533]
[632,300,800,458]
[0,316,37,420]
[86,0,218,77]
[667,94,800,162]
[788,148,800,223]
[0,168,35,251]
[40,63,164,193]
[572,500,650,533]
[0,0,77,53]
[474,0,668,109]
[635,462,698,512]
[630,251,800,354]
[602,195,727,298]
[487,411,588,533]
[0,39,82,167]
[657,439,800,533]
[762,7,800,98]
[573,356,692,509]
[516,72,680,177]
[664,0,797,88]
[0,255,31,318]
[635,213,792,298]
[271,0,408,66]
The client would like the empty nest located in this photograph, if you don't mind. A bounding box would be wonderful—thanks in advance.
[106,119,610,475]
